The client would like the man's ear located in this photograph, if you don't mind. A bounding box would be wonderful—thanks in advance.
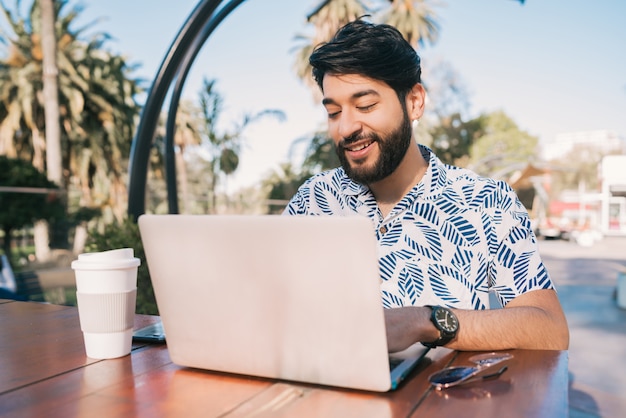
[407,83,426,120]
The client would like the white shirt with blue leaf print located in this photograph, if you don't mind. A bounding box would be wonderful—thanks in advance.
[283,145,553,310]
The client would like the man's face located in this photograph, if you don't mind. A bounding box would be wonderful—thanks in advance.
[321,74,412,185]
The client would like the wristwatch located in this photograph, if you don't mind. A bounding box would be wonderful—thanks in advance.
[422,305,459,348]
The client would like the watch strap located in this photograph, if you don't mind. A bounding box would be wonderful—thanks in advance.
[422,333,454,349]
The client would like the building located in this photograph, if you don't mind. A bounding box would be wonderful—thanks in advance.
[534,130,626,239]
[601,155,626,235]
[541,130,625,161]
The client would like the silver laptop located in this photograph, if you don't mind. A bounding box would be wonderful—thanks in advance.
[137,214,428,392]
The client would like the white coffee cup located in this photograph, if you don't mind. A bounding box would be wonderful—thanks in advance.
[71,248,140,359]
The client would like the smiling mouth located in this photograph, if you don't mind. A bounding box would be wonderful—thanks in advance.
[345,140,374,152]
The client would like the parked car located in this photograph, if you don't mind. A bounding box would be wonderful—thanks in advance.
[536,217,572,240]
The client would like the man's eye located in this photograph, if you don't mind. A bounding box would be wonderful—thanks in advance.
[327,110,341,119]
[357,104,376,112]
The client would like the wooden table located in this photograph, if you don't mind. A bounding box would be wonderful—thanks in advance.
[0,299,569,417]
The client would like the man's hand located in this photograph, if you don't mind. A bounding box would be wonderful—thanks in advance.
[384,306,438,353]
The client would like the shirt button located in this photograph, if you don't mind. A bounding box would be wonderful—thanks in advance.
[379,226,388,234]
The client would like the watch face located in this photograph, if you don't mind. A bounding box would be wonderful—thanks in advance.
[434,307,459,333]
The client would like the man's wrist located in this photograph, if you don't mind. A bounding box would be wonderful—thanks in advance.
[421,305,459,348]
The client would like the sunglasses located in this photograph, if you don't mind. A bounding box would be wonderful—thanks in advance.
[428,352,513,390]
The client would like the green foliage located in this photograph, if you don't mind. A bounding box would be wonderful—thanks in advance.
[547,144,621,200]
[0,156,65,255]
[263,163,313,214]
[69,206,102,224]
[469,111,539,178]
[261,129,341,213]
[0,0,142,221]
[299,130,341,173]
[430,113,485,166]
[219,148,239,175]
[84,217,158,315]
[198,77,285,213]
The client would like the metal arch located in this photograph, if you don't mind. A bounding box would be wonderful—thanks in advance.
[127,0,247,220]
[164,0,247,214]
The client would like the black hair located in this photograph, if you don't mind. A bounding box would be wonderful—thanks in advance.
[309,18,422,100]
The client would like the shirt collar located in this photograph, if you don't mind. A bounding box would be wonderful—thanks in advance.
[417,144,448,200]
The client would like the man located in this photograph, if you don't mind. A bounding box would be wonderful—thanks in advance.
[283,18,569,352]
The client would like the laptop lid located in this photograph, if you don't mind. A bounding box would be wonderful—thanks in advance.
[138,214,426,392]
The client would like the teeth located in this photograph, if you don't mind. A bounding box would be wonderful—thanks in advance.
[348,141,372,152]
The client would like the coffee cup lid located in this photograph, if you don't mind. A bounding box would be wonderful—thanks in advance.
[71,248,140,270]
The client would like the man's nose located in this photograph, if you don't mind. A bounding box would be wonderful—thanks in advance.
[336,110,362,140]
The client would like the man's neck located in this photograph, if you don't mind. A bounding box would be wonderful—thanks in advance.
[368,143,428,218]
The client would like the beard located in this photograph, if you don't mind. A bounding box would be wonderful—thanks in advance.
[336,111,413,185]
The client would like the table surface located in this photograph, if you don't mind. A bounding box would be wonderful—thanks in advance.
[0,299,569,417]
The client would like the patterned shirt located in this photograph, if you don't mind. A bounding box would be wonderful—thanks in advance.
[283,145,553,310]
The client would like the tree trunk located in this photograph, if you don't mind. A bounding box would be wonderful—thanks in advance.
[31,127,46,172]
[40,0,62,185]
[73,223,88,255]
[40,0,67,259]
[34,220,51,262]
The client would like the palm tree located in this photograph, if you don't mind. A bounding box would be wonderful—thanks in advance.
[382,0,440,48]
[262,163,311,214]
[293,0,442,97]
[153,99,203,213]
[38,0,62,261]
[40,0,61,186]
[198,78,285,213]
[67,51,142,222]
[0,0,141,258]
[296,0,523,85]
[293,0,365,94]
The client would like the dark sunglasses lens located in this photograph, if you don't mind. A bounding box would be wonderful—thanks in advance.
[429,366,474,385]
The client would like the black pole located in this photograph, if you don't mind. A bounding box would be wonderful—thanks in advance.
[127,0,246,220]
[163,0,248,214]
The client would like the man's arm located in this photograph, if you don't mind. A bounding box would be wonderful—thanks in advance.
[385,289,569,352]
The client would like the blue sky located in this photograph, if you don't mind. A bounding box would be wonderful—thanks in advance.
[76,0,626,190]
